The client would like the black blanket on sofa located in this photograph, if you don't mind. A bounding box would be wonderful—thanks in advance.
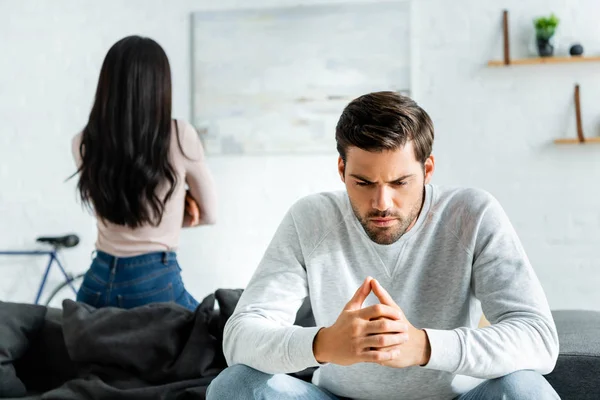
[42,293,226,400]
[1,289,315,400]
[1,289,250,399]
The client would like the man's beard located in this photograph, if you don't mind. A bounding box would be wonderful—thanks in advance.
[351,186,424,245]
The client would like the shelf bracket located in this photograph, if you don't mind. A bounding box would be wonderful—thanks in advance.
[574,84,585,143]
[503,10,511,65]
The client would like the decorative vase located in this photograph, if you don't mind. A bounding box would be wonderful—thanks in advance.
[570,44,584,56]
[537,37,554,57]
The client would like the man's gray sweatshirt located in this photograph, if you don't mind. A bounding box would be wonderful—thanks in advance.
[223,184,559,399]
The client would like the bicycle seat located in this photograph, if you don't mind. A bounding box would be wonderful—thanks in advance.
[36,234,80,249]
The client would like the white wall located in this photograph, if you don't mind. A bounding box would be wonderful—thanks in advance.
[415,0,600,311]
[0,0,598,311]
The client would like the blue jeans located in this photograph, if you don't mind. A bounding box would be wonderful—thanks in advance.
[206,365,560,400]
[76,250,198,311]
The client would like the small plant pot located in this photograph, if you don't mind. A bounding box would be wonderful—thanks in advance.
[537,38,554,57]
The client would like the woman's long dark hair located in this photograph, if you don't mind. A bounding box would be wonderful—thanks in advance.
[74,35,179,228]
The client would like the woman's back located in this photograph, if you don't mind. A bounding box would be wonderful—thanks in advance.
[72,119,215,257]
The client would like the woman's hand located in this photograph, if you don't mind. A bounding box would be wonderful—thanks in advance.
[183,191,201,227]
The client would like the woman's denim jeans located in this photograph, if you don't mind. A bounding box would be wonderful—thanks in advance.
[76,250,198,311]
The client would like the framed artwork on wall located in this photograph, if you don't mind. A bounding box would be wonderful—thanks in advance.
[191,1,411,155]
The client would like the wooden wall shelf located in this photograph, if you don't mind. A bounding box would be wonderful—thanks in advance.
[489,11,598,145]
[489,11,600,67]
[488,56,600,67]
[554,137,600,144]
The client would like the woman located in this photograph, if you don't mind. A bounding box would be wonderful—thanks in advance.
[71,35,217,311]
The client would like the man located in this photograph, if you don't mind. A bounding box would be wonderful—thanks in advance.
[207,92,559,399]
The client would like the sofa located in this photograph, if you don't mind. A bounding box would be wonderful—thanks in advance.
[1,297,599,399]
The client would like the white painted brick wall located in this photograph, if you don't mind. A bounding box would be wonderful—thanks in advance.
[416,0,600,311]
[1,0,598,311]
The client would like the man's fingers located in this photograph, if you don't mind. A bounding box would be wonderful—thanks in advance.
[343,277,373,311]
[360,348,400,363]
[361,333,409,349]
[359,304,403,321]
[364,319,409,335]
[371,279,400,308]
[375,343,404,352]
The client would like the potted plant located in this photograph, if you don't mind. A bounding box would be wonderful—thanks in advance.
[534,13,559,57]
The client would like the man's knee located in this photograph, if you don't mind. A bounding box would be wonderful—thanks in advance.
[206,364,269,400]
[492,370,559,399]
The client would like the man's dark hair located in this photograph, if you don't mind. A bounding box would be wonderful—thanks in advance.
[335,91,434,165]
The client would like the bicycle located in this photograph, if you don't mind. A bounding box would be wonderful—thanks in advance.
[0,234,85,307]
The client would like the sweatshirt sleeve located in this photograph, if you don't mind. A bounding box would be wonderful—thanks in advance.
[222,207,323,374]
[422,194,559,379]
[179,121,217,225]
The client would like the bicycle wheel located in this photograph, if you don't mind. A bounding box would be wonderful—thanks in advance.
[44,273,85,308]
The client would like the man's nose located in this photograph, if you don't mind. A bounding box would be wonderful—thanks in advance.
[372,186,393,212]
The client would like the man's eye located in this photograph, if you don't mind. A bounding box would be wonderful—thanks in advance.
[356,181,371,187]
[392,181,407,186]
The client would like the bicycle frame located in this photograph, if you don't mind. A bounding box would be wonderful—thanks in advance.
[0,250,78,304]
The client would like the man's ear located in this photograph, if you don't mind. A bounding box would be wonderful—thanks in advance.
[338,157,345,183]
[424,155,435,184]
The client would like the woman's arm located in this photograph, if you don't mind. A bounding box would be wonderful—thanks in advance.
[180,122,217,226]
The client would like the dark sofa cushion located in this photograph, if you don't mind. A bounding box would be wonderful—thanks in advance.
[0,301,47,397]
[545,310,600,400]
[13,306,78,393]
